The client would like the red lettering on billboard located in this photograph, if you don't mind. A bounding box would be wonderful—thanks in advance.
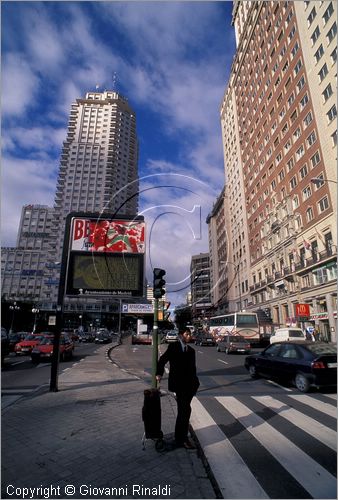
[73,219,91,241]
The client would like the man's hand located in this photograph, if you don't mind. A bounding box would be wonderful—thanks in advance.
[156,375,162,383]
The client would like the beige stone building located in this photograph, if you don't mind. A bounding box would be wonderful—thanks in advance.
[219,1,337,341]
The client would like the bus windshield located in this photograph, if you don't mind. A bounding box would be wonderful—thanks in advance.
[237,314,258,327]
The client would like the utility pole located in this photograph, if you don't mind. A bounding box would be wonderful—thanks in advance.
[152,298,159,388]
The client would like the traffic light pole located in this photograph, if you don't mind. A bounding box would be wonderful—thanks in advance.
[152,298,159,388]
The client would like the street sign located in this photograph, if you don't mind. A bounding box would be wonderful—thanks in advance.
[122,303,154,314]
[48,316,56,326]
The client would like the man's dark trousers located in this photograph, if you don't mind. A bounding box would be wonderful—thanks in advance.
[175,391,194,444]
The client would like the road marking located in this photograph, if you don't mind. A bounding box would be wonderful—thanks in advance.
[266,379,292,391]
[325,394,337,400]
[191,398,269,499]
[217,396,336,499]
[197,350,203,354]
[10,360,28,366]
[217,359,228,365]
[288,394,337,418]
[253,395,336,451]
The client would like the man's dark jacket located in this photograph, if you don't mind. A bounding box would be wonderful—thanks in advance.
[156,342,200,395]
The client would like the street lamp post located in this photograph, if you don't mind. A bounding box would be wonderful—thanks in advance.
[9,302,20,333]
[311,177,337,186]
[32,308,40,333]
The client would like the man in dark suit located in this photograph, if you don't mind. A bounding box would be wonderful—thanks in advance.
[156,327,200,449]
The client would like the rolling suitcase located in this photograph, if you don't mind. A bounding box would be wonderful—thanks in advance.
[142,388,165,450]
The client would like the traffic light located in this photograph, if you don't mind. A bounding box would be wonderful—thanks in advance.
[153,268,166,299]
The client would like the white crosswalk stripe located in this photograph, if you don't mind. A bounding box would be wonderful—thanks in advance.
[192,393,337,499]
[288,394,337,418]
[191,398,269,499]
[253,395,336,451]
[216,396,336,499]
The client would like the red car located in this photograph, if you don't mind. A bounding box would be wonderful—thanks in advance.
[31,335,74,364]
[14,334,44,355]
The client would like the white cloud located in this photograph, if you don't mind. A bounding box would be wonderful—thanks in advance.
[1,53,40,117]
[1,157,55,246]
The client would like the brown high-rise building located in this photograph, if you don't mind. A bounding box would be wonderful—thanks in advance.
[220,1,337,340]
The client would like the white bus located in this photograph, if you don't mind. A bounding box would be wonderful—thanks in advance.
[209,312,260,343]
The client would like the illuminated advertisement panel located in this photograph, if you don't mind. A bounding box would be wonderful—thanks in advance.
[71,218,145,253]
[64,214,145,297]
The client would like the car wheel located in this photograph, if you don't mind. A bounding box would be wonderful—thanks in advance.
[295,373,310,393]
[249,364,258,378]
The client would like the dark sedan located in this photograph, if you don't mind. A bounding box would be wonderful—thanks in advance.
[245,341,337,392]
[195,334,216,346]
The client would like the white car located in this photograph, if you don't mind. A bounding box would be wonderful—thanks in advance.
[270,327,306,344]
[165,330,178,343]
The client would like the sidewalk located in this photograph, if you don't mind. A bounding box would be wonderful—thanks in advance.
[2,339,217,500]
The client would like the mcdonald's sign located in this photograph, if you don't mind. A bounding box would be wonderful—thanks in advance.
[295,303,310,318]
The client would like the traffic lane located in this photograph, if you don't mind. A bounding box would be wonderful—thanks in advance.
[194,345,292,396]
[1,342,99,391]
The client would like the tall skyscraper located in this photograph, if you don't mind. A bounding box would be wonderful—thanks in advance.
[2,90,140,326]
[44,90,140,308]
[219,1,337,340]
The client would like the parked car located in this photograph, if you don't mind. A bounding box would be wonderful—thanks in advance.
[31,335,74,363]
[94,333,111,344]
[195,334,216,346]
[217,335,251,354]
[14,334,44,355]
[244,341,337,392]
[8,332,28,352]
[78,331,95,343]
[270,327,306,344]
[61,329,79,342]
[165,330,179,343]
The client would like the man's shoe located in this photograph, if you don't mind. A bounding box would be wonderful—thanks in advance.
[183,439,196,449]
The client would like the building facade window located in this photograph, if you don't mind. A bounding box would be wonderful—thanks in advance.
[318,196,329,212]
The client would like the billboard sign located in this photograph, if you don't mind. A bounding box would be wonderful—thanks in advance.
[295,303,310,319]
[71,218,145,253]
[64,213,145,297]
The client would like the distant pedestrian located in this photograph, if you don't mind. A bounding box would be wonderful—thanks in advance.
[313,328,320,341]
[156,327,199,449]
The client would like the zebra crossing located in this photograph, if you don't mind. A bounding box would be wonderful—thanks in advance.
[191,392,337,499]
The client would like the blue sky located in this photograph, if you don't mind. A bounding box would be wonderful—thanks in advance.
[1,1,236,307]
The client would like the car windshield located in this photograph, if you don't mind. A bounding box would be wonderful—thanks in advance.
[39,337,54,345]
[289,330,305,337]
[306,343,337,355]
